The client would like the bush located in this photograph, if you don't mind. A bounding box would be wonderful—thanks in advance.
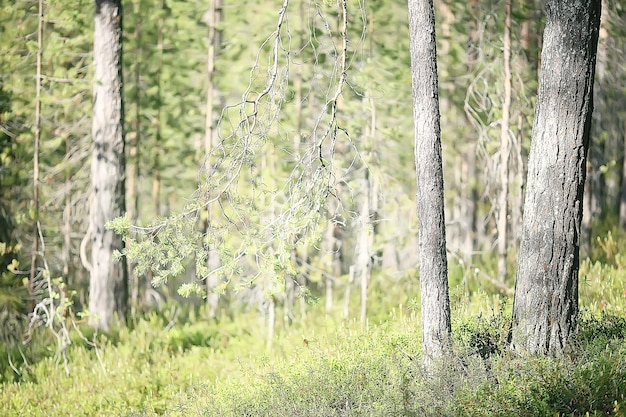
[1,267,625,416]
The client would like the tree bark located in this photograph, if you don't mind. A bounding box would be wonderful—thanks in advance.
[512,0,601,355]
[408,0,452,361]
[89,0,128,330]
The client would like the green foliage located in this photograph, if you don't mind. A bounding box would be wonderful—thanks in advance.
[591,229,626,267]
[579,254,626,315]
[0,236,26,350]
[1,0,626,414]
[1,264,625,416]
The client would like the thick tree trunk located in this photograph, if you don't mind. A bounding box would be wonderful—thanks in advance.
[512,0,601,355]
[89,0,128,330]
[408,0,452,361]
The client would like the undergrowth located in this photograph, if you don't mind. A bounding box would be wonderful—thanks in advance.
[1,248,625,416]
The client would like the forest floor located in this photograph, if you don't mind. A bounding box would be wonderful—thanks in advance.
[1,252,626,416]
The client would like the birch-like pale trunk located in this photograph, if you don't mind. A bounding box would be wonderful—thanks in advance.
[89,0,128,330]
[204,0,223,318]
[29,0,44,315]
[408,0,452,361]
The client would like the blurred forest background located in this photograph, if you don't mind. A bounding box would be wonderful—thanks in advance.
[0,0,625,382]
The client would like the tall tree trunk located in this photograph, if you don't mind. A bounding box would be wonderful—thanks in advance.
[127,0,142,312]
[408,0,452,361]
[204,0,222,319]
[62,136,72,283]
[497,0,512,282]
[89,0,128,330]
[356,93,377,326]
[512,0,601,355]
[29,0,44,315]
[619,125,626,228]
[152,0,164,218]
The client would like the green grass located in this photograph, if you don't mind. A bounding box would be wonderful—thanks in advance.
[1,253,625,416]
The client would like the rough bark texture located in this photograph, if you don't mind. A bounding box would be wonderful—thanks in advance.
[512,0,601,355]
[89,0,128,330]
[408,0,452,360]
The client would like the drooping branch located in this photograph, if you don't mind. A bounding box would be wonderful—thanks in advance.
[111,0,364,297]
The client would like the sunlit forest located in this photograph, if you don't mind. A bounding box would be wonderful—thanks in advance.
[1,0,625,415]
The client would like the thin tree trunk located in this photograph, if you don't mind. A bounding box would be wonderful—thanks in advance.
[89,0,128,330]
[408,0,452,362]
[512,0,601,355]
[461,145,478,258]
[322,191,342,313]
[356,92,377,326]
[323,218,336,312]
[62,136,72,282]
[297,245,308,318]
[152,0,164,218]
[620,125,626,228]
[356,168,372,326]
[29,0,45,315]
[322,218,337,312]
[266,295,275,351]
[497,0,512,281]
[204,0,222,318]
[127,0,142,312]
[343,265,354,318]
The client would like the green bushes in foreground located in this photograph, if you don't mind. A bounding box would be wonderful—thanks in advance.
[1,310,625,416]
[169,311,625,417]
[1,256,626,416]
